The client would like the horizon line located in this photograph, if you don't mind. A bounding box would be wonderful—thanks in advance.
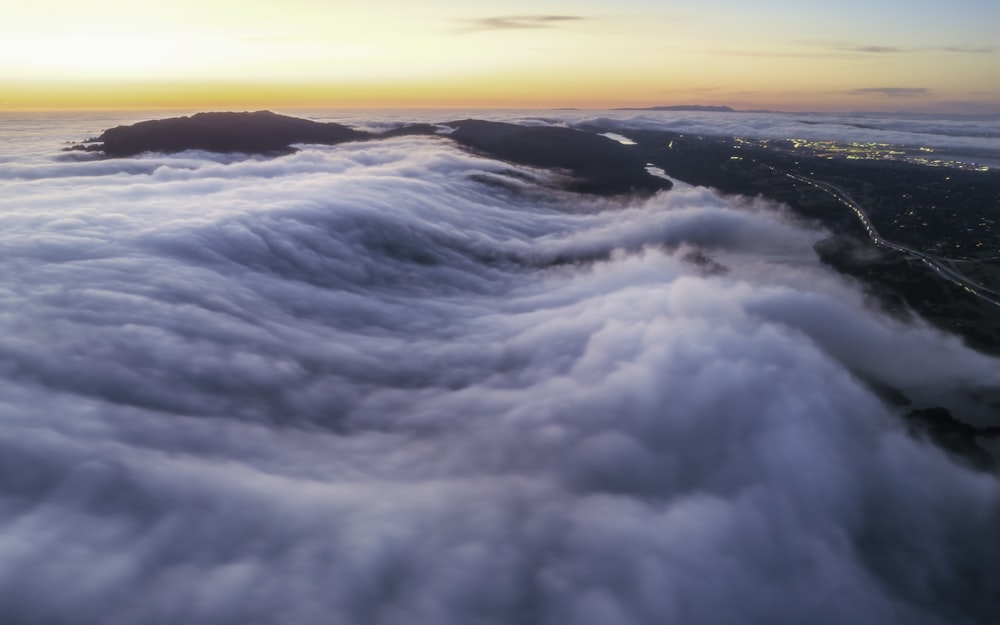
[4,104,1000,118]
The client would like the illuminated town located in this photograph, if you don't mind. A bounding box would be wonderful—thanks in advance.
[733,137,993,172]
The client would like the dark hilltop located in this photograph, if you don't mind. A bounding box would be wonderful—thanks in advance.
[86,110,368,157]
[74,111,670,197]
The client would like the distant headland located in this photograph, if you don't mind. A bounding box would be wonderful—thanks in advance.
[613,105,737,112]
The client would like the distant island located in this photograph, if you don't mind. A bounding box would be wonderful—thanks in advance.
[613,105,736,112]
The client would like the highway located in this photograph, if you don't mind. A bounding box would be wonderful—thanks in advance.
[776,168,1000,308]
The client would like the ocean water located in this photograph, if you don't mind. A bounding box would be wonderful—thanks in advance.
[0,109,998,624]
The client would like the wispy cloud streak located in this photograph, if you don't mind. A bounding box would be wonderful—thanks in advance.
[847,87,930,98]
[454,15,583,34]
[731,41,1000,59]
[835,44,906,53]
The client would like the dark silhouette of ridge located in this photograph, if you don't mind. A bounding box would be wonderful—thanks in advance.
[905,406,1000,470]
[73,111,671,196]
[91,111,368,157]
[444,119,669,195]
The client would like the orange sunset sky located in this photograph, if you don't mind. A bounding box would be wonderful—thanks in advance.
[2,0,999,112]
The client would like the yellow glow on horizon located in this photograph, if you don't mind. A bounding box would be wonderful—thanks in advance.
[2,74,996,114]
[2,1,998,113]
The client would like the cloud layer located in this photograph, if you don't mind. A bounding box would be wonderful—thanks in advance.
[1,125,999,625]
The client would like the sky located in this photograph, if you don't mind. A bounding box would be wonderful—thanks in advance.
[2,0,999,112]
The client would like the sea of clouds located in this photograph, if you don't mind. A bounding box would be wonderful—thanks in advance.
[1,114,999,624]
